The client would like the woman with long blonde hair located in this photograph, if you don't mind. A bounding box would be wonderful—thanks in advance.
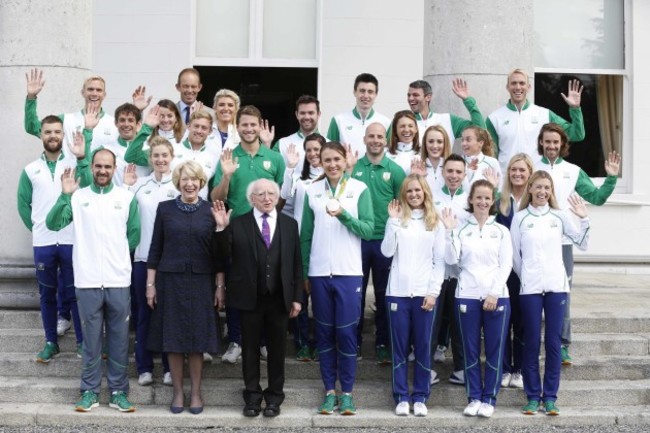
[380,174,445,417]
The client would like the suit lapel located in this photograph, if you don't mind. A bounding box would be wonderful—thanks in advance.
[245,212,259,262]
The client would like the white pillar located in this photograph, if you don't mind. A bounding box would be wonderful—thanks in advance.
[0,0,92,308]
[423,0,534,142]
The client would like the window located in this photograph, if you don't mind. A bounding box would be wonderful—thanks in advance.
[533,0,628,182]
[194,0,319,67]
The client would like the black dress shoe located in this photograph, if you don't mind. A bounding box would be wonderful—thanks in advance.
[263,403,280,417]
[243,403,261,417]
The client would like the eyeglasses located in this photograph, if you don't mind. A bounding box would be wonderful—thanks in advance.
[253,191,277,199]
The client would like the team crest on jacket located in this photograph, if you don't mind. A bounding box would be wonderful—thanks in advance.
[550,221,558,228]
[167,190,176,198]
[114,201,123,210]
[382,172,391,181]
[263,160,271,170]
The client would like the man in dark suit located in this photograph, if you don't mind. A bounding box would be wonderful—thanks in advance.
[213,178,303,418]
[175,68,216,125]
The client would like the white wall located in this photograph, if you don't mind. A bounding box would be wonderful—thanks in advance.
[318,0,424,131]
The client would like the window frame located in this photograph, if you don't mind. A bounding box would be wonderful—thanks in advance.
[191,0,322,68]
[534,0,632,193]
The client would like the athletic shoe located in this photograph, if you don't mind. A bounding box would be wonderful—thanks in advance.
[561,345,573,366]
[407,348,415,362]
[296,345,311,362]
[74,390,99,412]
[56,318,71,336]
[413,402,428,417]
[478,402,494,418]
[138,372,153,386]
[311,347,319,362]
[463,399,482,416]
[76,343,83,359]
[449,370,465,385]
[395,401,409,416]
[510,371,524,388]
[543,400,560,416]
[376,345,391,365]
[356,346,362,361]
[163,372,173,386]
[203,352,213,363]
[318,393,337,414]
[221,342,242,364]
[430,370,440,385]
[501,372,512,388]
[522,400,540,415]
[338,393,356,415]
[109,391,135,412]
[433,345,446,363]
[36,341,60,363]
[260,346,268,361]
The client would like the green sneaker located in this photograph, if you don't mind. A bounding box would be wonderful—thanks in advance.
[36,341,60,363]
[521,400,540,415]
[561,345,573,366]
[338,393,357,415]
[75,390,99,412]
[296,345,312,362]
[318,392,337,414]
[109,391,136,412]
[312,348,319,362]
[543,400,560,416]
[76,343,83,359]
[376,345,391,365]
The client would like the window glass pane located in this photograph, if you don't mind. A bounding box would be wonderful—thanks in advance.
[535,73,623,177]
[263,0,317,59]
[196,0,249,58]
[534,0,624,69]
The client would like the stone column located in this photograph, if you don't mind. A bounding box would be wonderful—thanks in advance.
[423,0,534,148]
[0,0,92,308]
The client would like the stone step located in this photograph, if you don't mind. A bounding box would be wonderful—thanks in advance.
[1,352,649,382]
[1,402,650,429]
[4,308,650,334]
[1,376,649,407]
[4,328,648,359]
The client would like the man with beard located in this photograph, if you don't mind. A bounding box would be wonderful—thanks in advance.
[17,116,86,363]
[210,105,286,365]
[351,123,405,363]
[46,148,141,413]
[273,95,321,217]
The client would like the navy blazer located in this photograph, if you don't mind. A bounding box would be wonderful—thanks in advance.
[216,210,303,312]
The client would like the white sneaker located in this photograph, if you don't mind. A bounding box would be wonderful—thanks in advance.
[395,401,409,416]
[449,369,465,385]
[56,318,71,336]
[138,372,153,386]
[163,372,172,386]
[463,399,482,416]
[433,345,446,363]
[430,370,440,385]
[407,349,415,362]
[221,342,242,364]
[203,352,213,363]
[478,402,494,418]
[510,371,524,388]
[260,346,268,361]
[501,372,512,388]
[413,402,428,417]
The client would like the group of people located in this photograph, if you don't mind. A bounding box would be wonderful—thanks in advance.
[17,67,621,418]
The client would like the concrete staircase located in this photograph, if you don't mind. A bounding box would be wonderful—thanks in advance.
[1,269,650,429]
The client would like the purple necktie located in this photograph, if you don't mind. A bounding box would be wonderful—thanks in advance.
[262,213,271,248]
[184,106,190,124]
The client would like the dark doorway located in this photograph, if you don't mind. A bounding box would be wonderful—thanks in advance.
[195,66,318,142]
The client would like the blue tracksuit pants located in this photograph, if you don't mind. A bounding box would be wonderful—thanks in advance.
[310,276,362,393]
[358,239,391,348]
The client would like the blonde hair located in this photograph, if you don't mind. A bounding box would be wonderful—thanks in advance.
[420,125,452,161]
[398,174,439,231]
[82,76,106,91]
[507,68,530,84]
[519,170,560,211]
[172,160,207,191]
[212,89,241,127]
[499,153,534,216]
[148,136,175,165]
[189,110,214,128]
